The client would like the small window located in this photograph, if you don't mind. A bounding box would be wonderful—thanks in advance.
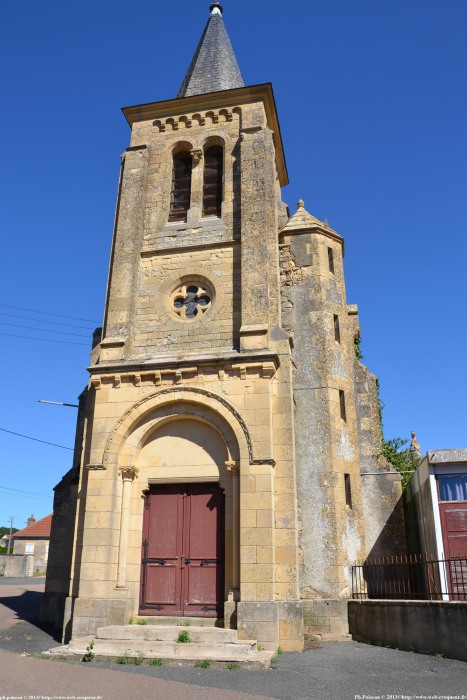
[328,247,335,273]
[169,151,192,222]
[339,390,346,421]
[344,473,352,508]
[25,543,34,554]
[438,475,467,502]
[333,315,340,343]
[203,145,223,218]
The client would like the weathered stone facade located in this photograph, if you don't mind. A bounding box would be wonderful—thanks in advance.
[42,4,404,650]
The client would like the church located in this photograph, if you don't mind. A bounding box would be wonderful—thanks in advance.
[41,2,405,653]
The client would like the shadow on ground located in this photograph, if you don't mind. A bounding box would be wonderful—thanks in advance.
[0,590,61,644]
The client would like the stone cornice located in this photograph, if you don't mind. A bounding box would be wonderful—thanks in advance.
[89,350,278,374]
[279,224,345,254]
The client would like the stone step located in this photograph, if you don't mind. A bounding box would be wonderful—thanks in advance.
[64,638,258,659]
[96,624,237,643]
[135,615,223,628]
[47,625,274,668]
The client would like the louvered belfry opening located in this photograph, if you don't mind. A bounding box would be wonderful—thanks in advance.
[169,152,192,222]
[203,145,223,217]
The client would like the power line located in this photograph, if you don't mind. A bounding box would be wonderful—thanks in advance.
[0,321,89,338]
[0,486,50,498]
[0,427,74,451]
[0,304,100,324]
[0,332,88,346]
[0,487,51,501]
[0,311,96,330]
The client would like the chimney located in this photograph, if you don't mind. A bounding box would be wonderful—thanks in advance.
[27,514,36,527]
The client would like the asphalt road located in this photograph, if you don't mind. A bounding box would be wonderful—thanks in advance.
[0,577,466,700]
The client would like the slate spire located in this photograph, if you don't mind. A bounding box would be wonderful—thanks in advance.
[177,2,244,98]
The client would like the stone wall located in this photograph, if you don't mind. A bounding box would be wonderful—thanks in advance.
[302,599,349,640]
[279,216,367,600]
[349,600,467,662]
[13,540,49,574]
[353,355,406,558]
[0,554,34,577]
[40,466,80,636]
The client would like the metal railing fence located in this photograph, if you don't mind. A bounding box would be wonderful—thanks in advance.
[352,554,467,600]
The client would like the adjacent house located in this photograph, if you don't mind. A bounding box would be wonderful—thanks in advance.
[405,449,467,599]
[13,514,52,574]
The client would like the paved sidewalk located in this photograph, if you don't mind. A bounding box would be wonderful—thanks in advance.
[0,648,271,700]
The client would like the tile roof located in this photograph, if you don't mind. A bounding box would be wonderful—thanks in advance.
[177,4,244,98]
[14,514,52,539]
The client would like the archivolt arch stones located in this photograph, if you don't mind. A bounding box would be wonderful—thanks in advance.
[101,386,261,474]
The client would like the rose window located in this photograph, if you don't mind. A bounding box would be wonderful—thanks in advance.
[172,284,212,320]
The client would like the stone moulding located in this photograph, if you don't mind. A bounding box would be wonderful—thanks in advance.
[152,107,237,133]
[98,385,275,473]
[88,355,279,388]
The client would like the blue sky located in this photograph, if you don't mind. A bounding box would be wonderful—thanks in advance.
[1,0,466,529]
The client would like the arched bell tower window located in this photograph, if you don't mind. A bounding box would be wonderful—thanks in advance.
[169,151,192,222]
[203,145,223,218]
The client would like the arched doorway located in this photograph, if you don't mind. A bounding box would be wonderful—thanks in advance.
[137,417,230,617]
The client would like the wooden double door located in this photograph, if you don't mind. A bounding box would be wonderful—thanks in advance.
[140,483,224,617]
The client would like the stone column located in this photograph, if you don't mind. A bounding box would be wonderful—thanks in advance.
[187,148,203,224]
[116,467,138,589]
[226,460,240,592]
[225,460,240,629]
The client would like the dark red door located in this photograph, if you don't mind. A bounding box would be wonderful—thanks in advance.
[439,503,467,599]
[140,484,224,616]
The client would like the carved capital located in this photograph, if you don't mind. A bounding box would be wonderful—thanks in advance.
[225,460,239,476]
[118,466,139,482]
[190,148,203,165]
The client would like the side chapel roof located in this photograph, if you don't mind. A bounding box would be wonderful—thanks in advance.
[280,200,334,234]
[177,2,244,98]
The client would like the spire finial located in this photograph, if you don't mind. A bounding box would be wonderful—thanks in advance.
[210,1,223,15]
[297,199,305,209]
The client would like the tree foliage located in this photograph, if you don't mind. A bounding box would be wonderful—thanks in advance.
[0,527,18,537]
[375,379,421,490]
[381,437,421,490]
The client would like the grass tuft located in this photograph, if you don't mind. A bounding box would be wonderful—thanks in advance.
[116,652,143,665]
[81,640,95,663]
[176,630,191,643]
[148,658,163,666]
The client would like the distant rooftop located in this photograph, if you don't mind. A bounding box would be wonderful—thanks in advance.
[14,514,52,539]
[177,1,244,98]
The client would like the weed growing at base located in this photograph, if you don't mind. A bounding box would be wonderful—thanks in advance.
[176,630,191,643]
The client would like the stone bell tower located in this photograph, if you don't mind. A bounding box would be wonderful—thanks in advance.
[42,1,405,651]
